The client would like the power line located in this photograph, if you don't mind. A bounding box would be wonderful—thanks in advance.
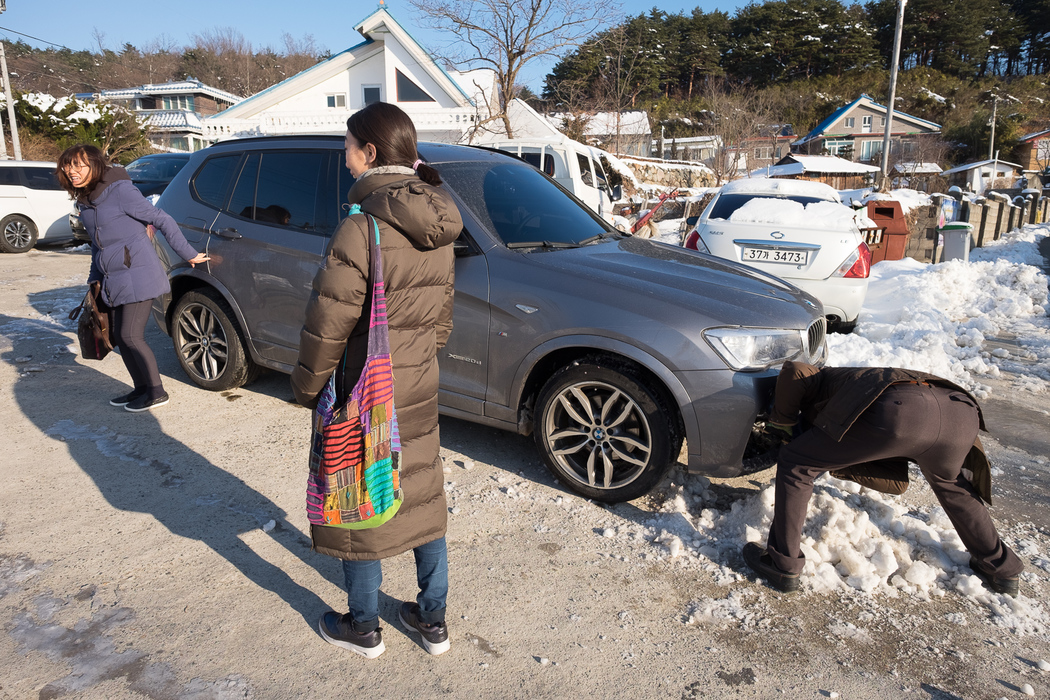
[0,25,72,50]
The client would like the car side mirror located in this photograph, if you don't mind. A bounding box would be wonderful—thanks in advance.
[611,185,623,201]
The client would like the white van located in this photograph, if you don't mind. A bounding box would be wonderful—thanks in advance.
[487,136,622,223]
[0,161,76,253]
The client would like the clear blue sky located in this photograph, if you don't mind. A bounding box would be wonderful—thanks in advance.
[0,0,736,91]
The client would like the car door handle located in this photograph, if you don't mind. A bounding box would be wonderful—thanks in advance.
[214,227,241,240]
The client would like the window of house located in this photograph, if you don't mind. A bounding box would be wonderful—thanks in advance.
[363,85,382,105]
[844,117,855,128]
[860,140,883,161]
[862,115,873,133]
[881,117,887,127]
[162,95,195,111]
[824,139,852,156]
[326,94,346,108]
[396,69,435,102]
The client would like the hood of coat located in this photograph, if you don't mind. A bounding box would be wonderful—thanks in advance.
[348,170,461,250]
[84,166,132,204]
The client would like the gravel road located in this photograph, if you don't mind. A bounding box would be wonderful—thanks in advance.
[2,246,1048,699]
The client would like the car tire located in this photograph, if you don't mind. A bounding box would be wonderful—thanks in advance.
[534,360,679,503]
[172,289,260,391]
[0,214,38,254]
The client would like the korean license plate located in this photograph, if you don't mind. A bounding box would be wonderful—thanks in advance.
[741,247,809,265]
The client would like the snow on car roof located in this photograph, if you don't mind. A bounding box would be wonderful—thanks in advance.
[720,177,841,202]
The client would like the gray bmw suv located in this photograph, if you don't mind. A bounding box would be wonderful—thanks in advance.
[151,136,826,502]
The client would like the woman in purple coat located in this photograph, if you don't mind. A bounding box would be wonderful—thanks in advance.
[57,145,209,412]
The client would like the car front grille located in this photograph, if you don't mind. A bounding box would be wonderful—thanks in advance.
[805,317,826,362]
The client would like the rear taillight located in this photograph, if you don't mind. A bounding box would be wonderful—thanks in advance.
[833,243,871,279]
[683,230,710,254]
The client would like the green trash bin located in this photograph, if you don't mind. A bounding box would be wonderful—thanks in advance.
[939,221,974,262]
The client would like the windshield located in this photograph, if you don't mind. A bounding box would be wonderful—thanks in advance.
[126,156,190,181]
[708,193,831,221]
[439,159,611,247]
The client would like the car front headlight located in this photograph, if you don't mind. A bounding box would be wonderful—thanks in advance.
[702,327,806,371]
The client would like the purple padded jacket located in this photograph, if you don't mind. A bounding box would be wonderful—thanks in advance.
[80,167,200,307]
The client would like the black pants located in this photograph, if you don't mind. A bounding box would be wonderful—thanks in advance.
[767,383,1023,578]
[111,299,164,399]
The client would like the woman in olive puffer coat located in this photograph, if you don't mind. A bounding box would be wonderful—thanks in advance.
[291,102,461,659]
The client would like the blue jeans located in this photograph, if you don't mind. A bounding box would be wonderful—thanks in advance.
[342,537,448,633]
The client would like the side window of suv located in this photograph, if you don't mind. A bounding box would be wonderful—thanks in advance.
[0,168,20,186]
[254,151,326,230]
[193,155,242,210]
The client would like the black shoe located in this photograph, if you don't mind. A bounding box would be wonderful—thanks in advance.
[110,389,145,407]
[318,612,385,658]
[742,542,800,593]
[125,392,170,413]
[969,556,1019,597]
[399,602,450,655]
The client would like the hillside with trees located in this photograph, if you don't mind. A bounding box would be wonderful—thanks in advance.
[542,0,1050,168]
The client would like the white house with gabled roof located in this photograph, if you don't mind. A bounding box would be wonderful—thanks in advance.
[202,6,497,143]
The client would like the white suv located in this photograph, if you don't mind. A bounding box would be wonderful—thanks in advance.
[0,161,76,253]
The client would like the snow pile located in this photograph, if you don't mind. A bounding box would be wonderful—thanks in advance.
[646,471,1049,635]
[830,224,1050,394]
[841,187,933,215]
[729,197,862,230]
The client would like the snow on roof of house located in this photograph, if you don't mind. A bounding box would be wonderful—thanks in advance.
[752,154,880,178]
[893,162,942,174]
[581,111,651,136]
[100,79,242,104]
[140,110,204,131]
[545,111,651,137]
[940,158,1023,175]
[1020,128,1050,142]
[796,94,941,145]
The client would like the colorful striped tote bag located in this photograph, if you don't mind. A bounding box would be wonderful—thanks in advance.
[306,208,403,529]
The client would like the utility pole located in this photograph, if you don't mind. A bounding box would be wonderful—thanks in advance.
[0,0,21,160]
[0,42,21,160]
[879,0,906,190]
[0,0,7,159]
[988,96,998,160]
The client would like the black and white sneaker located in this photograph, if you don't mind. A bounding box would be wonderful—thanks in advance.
[125,392,170,413]
[110,389,145,407]
[399,602,450,655]
[318,611,385,658]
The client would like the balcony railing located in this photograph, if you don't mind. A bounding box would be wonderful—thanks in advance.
[202,107,478,142]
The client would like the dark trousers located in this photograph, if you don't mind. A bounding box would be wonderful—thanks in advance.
[767,383,1023,578]
[111,299,164,398]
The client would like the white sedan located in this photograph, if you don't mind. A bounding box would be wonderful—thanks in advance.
[683,178,871,333]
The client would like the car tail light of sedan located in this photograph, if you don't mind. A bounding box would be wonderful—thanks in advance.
[831,243,871,279]
[683,229,710,254]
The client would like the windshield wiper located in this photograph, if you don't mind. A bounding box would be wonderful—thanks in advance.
[578,232,614,245]
[505,240,581,249]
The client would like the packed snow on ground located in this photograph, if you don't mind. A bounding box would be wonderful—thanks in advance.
[642,217,1050,634]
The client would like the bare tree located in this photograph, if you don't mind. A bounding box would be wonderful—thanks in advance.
[409,0,620,138]
[698,80,779,184]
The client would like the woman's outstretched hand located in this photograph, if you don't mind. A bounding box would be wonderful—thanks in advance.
[188,253,210,267]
